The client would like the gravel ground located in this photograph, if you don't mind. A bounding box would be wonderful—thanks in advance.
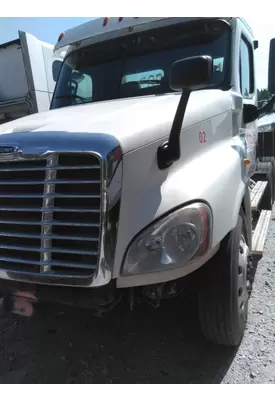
[0,210,275,384]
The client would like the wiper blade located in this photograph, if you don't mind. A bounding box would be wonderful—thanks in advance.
[125,79,162,85]
[55,94,86,100]
[139,79,161,85]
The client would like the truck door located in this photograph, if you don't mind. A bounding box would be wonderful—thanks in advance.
[238,23,258,177]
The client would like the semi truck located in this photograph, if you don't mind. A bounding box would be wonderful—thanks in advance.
[0,31,63,124]
[0,17,274,347]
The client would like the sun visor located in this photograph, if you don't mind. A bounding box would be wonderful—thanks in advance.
[53,17,179,56]
[54,17,232,57]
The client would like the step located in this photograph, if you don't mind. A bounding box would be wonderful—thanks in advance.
[251,181,268,211]
[252,210,272,257]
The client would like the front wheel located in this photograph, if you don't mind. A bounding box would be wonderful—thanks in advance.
[197,209,250,347]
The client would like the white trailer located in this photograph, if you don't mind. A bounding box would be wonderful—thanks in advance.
[0,31,63,124]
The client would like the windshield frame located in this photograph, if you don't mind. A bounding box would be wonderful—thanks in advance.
[50,19,232,110]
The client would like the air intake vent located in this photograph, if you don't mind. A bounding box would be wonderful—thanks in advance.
[0,153,102,278]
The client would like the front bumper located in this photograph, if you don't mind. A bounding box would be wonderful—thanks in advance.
[0,278,121,314]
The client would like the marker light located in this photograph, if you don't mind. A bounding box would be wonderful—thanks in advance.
[58,32,65,42]
[103,17,110,26]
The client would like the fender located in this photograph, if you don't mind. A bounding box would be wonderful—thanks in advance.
[113,130,247,278]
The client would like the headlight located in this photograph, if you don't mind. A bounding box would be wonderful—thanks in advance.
[121,202,212,277]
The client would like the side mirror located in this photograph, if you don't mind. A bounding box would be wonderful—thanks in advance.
[169,55,213,92]
[158,55,213,170]
[268,38,275,94]
[52,60,62,83]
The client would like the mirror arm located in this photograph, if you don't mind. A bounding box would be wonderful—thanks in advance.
[157,89,191,170]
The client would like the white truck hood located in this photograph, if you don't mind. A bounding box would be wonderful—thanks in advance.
[0,90,232,153]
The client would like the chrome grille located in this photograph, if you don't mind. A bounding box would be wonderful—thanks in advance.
[0,153,102,277]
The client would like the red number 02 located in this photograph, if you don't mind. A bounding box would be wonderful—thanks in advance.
[199,131,207,144]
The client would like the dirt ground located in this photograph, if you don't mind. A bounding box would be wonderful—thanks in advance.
[1,210,275,384]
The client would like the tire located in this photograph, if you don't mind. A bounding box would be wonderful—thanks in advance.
[271,160,275,200]
[197,209,249,347]
[264,158,275,199]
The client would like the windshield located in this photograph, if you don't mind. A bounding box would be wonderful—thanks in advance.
[51,20,230,110]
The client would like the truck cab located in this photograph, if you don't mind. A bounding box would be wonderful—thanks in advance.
[0,17,274,347]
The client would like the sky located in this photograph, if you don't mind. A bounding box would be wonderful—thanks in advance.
[0,17,274,90]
